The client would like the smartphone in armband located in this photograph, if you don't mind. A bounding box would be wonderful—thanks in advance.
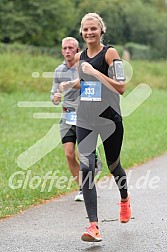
[113,59,126,81]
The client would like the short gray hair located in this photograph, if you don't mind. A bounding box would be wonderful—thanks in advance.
[62,37,79,48]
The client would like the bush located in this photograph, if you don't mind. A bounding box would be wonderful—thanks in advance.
[112,45,124,57]
[124,42,151,60]
[0,42,61,58]
[0,50,61,93]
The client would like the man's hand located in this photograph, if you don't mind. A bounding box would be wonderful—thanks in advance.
[53,89,61,104]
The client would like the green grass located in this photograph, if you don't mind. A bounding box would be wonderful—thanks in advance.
[0,52,167,218]
[1,88,167,218]
[127,60,167,89]
[122,88,167,167]
[0,52,61,93]
[0,91,72,217]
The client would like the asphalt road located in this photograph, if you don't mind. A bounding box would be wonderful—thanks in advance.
[0,153,167,252]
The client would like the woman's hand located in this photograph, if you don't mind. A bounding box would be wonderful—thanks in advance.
[59,78,80,91]
[81,62,97,76]
[59,81,70,92]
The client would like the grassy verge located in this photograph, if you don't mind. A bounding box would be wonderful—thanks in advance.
[0,53,167,218]
[122,88,167,167]
[0,88,167,218]
[0,52,61,93]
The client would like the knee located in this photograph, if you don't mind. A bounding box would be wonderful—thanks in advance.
[65,150,75,161]
[110,162,126,178]
[81,165,94,183]
[80,157,94,177]
[81,165,90,174]
[80,157,91,174]
[108,158,120,174]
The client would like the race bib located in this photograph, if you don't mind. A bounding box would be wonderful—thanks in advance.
[66,110,77,125]
[80,81,102,101]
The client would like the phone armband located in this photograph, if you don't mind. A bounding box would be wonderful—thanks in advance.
[113,59,126,81]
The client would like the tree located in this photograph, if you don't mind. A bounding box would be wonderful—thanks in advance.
[1,0,166,58]
[0,0,77,46]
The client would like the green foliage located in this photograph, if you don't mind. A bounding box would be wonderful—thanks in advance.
[0,0,77,46]
[122,0,167,58]
[149,12,167,59]
[124,42,151,60]
[0,42,59,57]
[0,0,167,58]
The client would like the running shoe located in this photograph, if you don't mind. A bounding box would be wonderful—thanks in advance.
[119,194,131,223]
[81,223,102,242]
[74,190,84,201]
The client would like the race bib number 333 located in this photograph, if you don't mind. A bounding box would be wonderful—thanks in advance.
[80,81,102,101]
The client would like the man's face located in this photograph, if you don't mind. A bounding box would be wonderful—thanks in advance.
[62,41,77,62]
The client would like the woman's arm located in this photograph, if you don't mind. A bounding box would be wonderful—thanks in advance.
[81,48,125,95]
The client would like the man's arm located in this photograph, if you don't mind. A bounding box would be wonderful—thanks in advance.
[59,52,81,92]
[50,69,61,105]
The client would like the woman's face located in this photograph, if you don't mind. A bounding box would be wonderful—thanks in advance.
[81,19,102,44]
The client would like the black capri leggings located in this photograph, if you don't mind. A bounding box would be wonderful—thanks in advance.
[76,121,128,222]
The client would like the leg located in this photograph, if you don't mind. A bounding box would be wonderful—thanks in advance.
[60,120,80,185]
[61,122,84,201]
[76,126,98,222]
[63,142,80,185]
[101,121,128,199]
[101,121,131,222]
[77,125,102,242]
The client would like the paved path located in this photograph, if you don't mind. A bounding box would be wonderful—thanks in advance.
[0,154,167,252]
